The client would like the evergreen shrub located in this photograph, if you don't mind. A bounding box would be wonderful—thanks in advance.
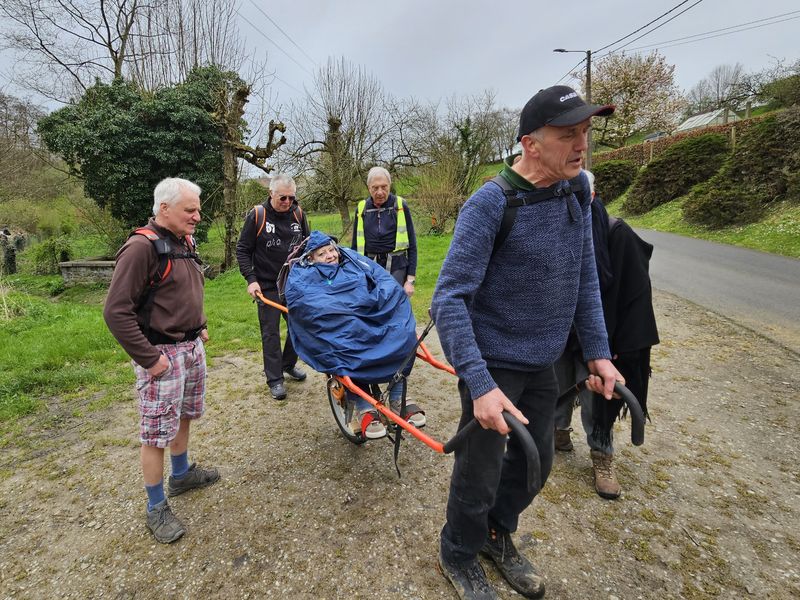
[623,134,729,215]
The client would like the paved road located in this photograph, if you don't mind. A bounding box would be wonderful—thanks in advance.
[635,229,800,355]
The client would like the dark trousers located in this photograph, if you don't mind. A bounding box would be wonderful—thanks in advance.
[257,289,298,385]
[440,366,558,565]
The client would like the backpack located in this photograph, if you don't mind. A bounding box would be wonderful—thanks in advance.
[252,202,304,237]
[130,227,200,337]
[488,174,584,258]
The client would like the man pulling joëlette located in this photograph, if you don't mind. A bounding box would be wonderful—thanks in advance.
[431,85,623,599]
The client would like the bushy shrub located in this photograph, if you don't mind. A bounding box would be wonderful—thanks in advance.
[592,160,638,202]
[684,107,800,228]
[29,236,72,275]
[623,134,729,214]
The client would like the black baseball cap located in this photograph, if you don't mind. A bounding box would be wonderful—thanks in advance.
[517,85,615,141]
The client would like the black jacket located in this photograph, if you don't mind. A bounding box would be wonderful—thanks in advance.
[236,201,310,290]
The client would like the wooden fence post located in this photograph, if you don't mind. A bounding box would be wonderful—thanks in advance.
[730,126,736,150]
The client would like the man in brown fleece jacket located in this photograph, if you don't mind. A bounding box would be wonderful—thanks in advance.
[104,177,220,544]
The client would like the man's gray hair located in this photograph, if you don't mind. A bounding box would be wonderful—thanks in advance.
[153,177,201,215]
[269,173,296,192]
[366,166,391,187]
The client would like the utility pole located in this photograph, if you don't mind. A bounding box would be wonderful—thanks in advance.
[585,49,593,170]
[554,48,594,169]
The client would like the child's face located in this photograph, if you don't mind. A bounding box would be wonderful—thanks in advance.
[310,243,339,264]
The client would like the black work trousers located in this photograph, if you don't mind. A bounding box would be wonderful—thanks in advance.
[257,288,298,385]
[440,366,558,565]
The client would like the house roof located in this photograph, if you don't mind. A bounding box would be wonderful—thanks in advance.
[676,108,740,132]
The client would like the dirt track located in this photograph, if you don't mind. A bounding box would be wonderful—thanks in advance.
[1,290,799,599]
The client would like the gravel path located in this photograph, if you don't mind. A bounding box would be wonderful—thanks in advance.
[1,290,799,599]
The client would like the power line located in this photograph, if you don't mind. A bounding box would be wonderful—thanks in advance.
[594,0,694,54]
[234,9,315,77]
[247,0,317,67]
[597,0,705,59]
[554,57,586,85]
[611,11,800,54]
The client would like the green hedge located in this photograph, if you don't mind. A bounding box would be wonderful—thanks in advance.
[623,134,729,215]
[592,160,638,202]
[684,107,800,228]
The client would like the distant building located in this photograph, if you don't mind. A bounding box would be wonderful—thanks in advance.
[675,108,741,133]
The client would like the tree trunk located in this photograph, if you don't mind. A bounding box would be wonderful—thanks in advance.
[221,142,238,270]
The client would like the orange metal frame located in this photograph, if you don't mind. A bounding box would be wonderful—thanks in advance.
[255,291,456,453]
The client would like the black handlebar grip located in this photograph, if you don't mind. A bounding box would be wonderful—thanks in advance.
[443,412,541,496]
[614,382,645,446]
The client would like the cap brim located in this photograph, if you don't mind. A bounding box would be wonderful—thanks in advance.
[548,103,615,127]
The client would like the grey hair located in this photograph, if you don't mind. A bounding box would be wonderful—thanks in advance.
[366,166,391,187]
[269,173,296,192]
[153,178,201,215]
[530,128,545,141]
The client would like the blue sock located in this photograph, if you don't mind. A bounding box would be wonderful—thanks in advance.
[145,480,165,511]
[171,451,190,479]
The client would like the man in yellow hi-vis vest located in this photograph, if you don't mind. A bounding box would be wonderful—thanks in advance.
[351,166,417,298]
[349,165,425,435]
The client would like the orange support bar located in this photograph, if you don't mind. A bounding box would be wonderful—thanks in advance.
[338,375,445,454]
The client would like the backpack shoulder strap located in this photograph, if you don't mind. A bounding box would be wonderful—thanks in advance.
[254,204,267,237]
[130,227,174,337]
[489,176,520,259]
[291,203,303,224]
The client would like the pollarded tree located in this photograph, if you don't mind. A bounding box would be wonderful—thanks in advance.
[586,51,685,149]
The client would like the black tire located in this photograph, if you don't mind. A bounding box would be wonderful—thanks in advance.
[327,377,365,445]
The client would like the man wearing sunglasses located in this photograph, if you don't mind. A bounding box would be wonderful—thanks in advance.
[237,173,310,400]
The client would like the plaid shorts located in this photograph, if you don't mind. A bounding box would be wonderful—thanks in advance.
[133,338,206,448]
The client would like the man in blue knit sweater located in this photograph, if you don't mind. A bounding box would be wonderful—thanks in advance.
[432,85,623,600]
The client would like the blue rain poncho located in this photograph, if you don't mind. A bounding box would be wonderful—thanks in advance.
[284,232,417,381]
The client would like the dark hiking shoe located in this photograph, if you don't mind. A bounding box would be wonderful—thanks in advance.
[284,366,307,381]
[554,428,573,452]
[146,500,185,544]
[269,382,287,400]
[438,551,498,600]
[167,463,220,497]
[480,529,545,599]
[591,449,621,499]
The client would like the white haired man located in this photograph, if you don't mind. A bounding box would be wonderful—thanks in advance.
[351,166,425,429]
[352,166,418,297]
[104,177,220,544]
[236,173,310,400]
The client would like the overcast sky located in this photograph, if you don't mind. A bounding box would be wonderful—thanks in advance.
[0,0,797,115]
[236,0,799,111]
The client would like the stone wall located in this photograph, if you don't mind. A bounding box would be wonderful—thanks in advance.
[59,261,116,284]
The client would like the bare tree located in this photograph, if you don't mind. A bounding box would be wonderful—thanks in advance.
[0,0,145,102]
[287,57,395,229]
[686,63,745,114]
[125,0,248,91]
[0,92,45,196]
[487,106,519,162]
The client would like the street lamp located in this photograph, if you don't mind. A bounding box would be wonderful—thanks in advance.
[553,48,594,169]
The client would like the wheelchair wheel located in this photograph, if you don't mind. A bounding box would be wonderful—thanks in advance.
[327,377,365,445]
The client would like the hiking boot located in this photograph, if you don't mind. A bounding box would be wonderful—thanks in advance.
[284,366,307,381]
[269,382,287,400]
[480,529,545,599]
[360,410,386,440]
[390,399,427,428]
[554,428,573,452]
[167,463,220,497]
[146,500,185,544]
[438,551,499,600]
[591,449,621,499]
